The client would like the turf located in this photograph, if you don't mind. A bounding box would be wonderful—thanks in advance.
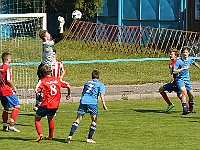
[1,98,200,150]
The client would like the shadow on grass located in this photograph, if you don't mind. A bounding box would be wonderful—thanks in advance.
[0,136,33,141]
[53,138,86,143]
[133,109,166,113]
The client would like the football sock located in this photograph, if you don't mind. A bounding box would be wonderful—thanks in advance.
[160,92,172,105]
[35,120,43,135]
[69,122,79,136]
[88,124,96,139]
[10,107,20,125]
[48,120,54,137]
[2,110,8,124]
[189,101,194,111]
[182,101,188,112]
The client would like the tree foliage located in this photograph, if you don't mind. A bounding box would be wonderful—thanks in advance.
[44,0,104,19]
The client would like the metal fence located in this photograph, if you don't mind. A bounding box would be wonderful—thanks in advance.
[64,20,200,57]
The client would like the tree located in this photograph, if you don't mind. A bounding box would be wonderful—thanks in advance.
[44,0,104,19]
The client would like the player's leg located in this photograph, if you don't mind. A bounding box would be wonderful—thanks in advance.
[179,87,189,115]
[66,104,85,143]
[187,90,195,112]
[34,63,44,111]
[45,109,58,140]
[177,80,189,115]
[176,92,189,110]
[159,83,174,112]
[34,107,47,142]
[6,95,20,132]
[86,104,98,143]
[0,96,9,131]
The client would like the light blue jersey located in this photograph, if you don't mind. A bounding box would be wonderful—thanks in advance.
[80,79,105,105]
[174,57,196,81]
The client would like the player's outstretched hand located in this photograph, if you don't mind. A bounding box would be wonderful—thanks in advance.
[58,16,65,26]
[66,94,71,100]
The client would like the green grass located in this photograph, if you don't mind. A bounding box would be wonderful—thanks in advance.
[1,98,200,150]
[2,39,200,87]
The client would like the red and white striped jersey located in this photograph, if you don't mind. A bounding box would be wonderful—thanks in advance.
[51,60,65,77]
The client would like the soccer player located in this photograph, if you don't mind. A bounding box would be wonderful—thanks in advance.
[33,49,66,112]
[0,52,20,132]
[159,48,189,112]
[34,65,71,142]
[34,16,65,111]
[51,49,66,79]
[173,46,200,115]
[65,70,108,144]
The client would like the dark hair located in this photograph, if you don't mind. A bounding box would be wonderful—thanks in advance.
[180,46,190,54]
[169,48,180,57]
[1,52,10,63]
[92,70,100,79]
[39,30,48,40]
[41,65,52,76]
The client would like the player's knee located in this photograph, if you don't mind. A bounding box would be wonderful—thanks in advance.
[159,86,164,92]
[14,105,20,110]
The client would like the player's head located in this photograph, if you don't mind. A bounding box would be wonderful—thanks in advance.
[41,65,52,76]
[169,48,180,60]
[92,70,100,79]
[39,30,51,41]
[180,46,190,58]
[53,49,57,58]
[1,52,11,64]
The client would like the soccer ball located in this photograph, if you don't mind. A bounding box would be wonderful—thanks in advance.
[72,10,82,20]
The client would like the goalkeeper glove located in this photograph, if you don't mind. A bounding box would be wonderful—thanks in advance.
[58,16,65,27]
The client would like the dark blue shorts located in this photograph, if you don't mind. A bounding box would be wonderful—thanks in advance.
[36,106,58,117]
[163,82,181,94]
[0,94,20,108]
[77,104,98,116]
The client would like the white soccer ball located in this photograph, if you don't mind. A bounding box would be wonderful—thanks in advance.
[72,10,82,20]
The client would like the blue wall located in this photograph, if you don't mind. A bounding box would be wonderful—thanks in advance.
[96,0,187,30]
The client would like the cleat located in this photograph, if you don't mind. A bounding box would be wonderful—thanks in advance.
[189,110,196,114]
[9,125,20,132]
[45,135,53,140]
[182,111,190,115]
[34,134,44,142]
[2,126,8,131]
[86,138,96,143]
[166,104,174,112]
[65,136,72,143]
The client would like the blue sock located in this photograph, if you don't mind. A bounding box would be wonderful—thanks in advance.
[69,122,79,136]
[88,124,96,139]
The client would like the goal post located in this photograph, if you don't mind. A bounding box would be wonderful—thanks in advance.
[0,13,47,109]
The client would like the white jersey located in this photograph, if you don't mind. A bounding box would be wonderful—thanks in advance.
[41,40,55,66]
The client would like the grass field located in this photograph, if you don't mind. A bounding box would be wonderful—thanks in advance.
[1,98,200,150]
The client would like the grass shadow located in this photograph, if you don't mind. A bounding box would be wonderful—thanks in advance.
[52,138,86,143]
[133,109,166,113]
[0,136,32,141]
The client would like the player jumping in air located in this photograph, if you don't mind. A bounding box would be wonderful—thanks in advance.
[159,48,189,112]
[34,65,71,142]
[173,46,200,115]
[65,70,108,144]
[34,16,65,112]
[0,52,20,132]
